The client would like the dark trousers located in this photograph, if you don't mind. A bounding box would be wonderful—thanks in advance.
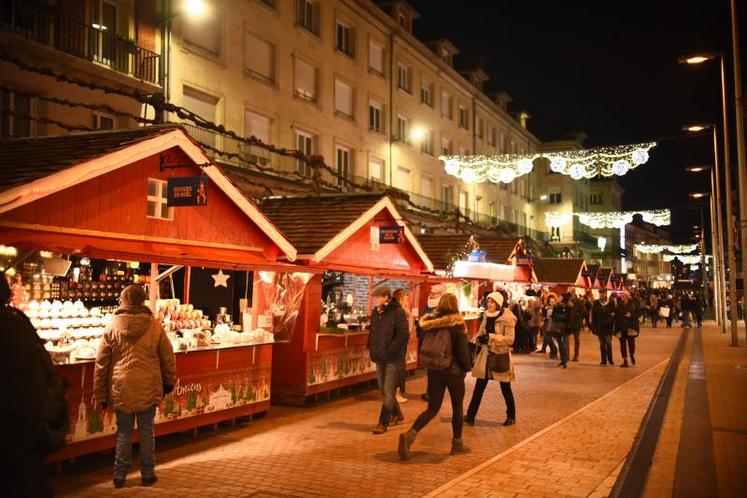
[540,333,558,355]
[651,313,658,327]
[571,329,581,359]
[466,377,516,420]
[597,334,614,364]
[619,336,636,359]
[412,369,465,438]
[397,361,406,393]
[557,334,570,363]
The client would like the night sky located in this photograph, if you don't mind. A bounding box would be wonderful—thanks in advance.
[409,0,744,244]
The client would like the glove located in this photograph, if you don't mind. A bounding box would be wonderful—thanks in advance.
[98,401,108,410]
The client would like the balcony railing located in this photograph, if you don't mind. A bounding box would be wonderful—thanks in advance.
[181,123,550,239]
[1,0,161,85]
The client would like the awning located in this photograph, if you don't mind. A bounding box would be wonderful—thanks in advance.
[452,260,533,283]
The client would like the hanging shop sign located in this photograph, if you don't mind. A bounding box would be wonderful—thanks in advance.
[379,226,404,244]
[167,177,209,207]
[467,249,487,262]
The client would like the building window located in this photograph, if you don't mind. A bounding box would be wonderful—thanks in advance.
[368,156,384,182]
[397,114,408,143]
[182,86,218,146]
[551,226,561,241]
[421,176,433,198]
[368,98,383,133]
[244,32,275,83]
[294,58,317,102]
[334,78,354,119]
[147,178,172,221]
[549,192,562,204]
[295,129,314,176]
[295,0,319,35]
[92,112,115,130]
[441,184,453,209]
[398,12,409,30]
[421,129,433,155]
[183,7,221,57]
[499,133,507,153]
[395,166,410,190]
[459,190,469,215]
[441,135,451,155]
[1,89,32,138]
[244,110,272,165]
[441,91,452,119]
[458,105,469,129]
[368,39,384,75]
[488,126,497,146]
[335,145,351,186]
[488,201,496,222]
[421,81,433,107]
[476,118,484,138]
[397,63,411,93]
[336,21,354,57]
[590,193,603,205]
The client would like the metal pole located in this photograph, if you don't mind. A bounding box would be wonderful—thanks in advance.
[709,184,723,327]
[699,208,707,306]
[717,126,740,345]
[729,1,747,344]
[713,132,729,333]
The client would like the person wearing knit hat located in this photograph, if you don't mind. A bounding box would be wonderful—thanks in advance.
[94,285,177,488]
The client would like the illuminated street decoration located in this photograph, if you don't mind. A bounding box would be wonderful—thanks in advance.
[545,209,671,229]
[663,254,702,265]
[634,243,699,254]
[440,141,656,184]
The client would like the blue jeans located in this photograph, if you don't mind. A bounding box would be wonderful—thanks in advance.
[557,334,570,364]
[376,362,402,426]
[114,406,156,480]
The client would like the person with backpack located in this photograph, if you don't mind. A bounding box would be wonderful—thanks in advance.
[464,291,517,428]
[398,293,472,460]
[0,275,67,498]
[94,285,177,488]
[366,285,409,434]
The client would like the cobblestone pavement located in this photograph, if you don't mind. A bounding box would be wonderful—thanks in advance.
[54,327,680,498]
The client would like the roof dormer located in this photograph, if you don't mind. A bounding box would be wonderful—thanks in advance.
[427,39,460,67]
[489,91,513,112]
[461,68,489,92]
[379,1,420,34]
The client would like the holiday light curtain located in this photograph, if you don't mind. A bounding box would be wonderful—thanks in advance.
[634,243,699,254]
[544,209,671,228]
[440,141,656,184]
[663,254,702,265]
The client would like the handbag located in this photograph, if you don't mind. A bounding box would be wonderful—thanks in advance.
[545,318,565,336]
[487,351,510,373]
[659,306,670,318]
[471,346,488,378]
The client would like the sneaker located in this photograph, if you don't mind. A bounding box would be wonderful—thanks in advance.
[372,423,387,434]
[502,418,516,426]
[396,389,408,404]
[141,476,158,487]
[621,359,629,368]
[113,479,125,489]
[571,357,579,362]
[390,414,405,426]
[450,438,471,455]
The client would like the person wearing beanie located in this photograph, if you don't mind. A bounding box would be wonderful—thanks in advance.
[366,285,409,434]
[94,284,177,488]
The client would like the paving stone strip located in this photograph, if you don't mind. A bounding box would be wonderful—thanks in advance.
[425,360,668,498]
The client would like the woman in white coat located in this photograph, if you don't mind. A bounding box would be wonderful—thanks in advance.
[465,291,517,426]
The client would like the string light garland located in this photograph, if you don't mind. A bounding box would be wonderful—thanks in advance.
[545,209,671,229]
[440,141,656,184]
[634,243,698,254]
[663,254,702,264]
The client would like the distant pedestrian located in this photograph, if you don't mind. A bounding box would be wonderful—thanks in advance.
[613,292,640,368]
[366,286,409,434]
[537,293,559,358]
[552,294,571,368]
[94,285,177,488]
[392,288,412,405]
[465,291,517,427]
[694,294,704,327]
[526,296,543,353]
[398,293,472,460]
[591,289,615,365]
[567,288,585,362]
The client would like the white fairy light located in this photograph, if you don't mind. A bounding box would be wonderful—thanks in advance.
[663,254,702,264]
[667,243,698,254]
[440,141,656,184]
[544,211,574,227]
[634,243,698,254]
[499,168,516,183]
[461,168,477,184]
[635,244,667,254]
[549,209,672,230]
[690,264,700,270]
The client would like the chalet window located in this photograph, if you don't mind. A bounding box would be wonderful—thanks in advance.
[92,112,115,130]
[1,89,32,138]
[147,178,173,221]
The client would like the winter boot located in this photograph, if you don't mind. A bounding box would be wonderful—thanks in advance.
[621,359,629,368]
[398,429,417,460]
[450,438,470,455]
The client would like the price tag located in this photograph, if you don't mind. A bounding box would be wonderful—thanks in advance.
[258,314,273,328]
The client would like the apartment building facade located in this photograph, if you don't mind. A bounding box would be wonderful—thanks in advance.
[0,0,161,137]
[166,0,544,236]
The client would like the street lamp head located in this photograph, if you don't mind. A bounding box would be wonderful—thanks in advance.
[539,194,548,201]
[686,165,711,172]
[678,54,717,65]
[183,0,208,18]
[409,126,426,143]
[689,192,709,199]
[682,124,713,132]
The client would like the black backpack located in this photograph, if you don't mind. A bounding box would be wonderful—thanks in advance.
[420,327,453,370]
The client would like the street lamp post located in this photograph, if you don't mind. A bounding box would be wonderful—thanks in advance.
[685,124,739,344]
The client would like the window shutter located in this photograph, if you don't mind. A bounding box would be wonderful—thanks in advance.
[369,41,383,72]
[295,59,315,99]
[245,33,273,80]
[335,79,353,116]
[245,111,271,143]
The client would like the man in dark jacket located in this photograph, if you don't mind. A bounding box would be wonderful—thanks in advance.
[367,285,409,434]
[591,289,615,366]
[567,289,586,362]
